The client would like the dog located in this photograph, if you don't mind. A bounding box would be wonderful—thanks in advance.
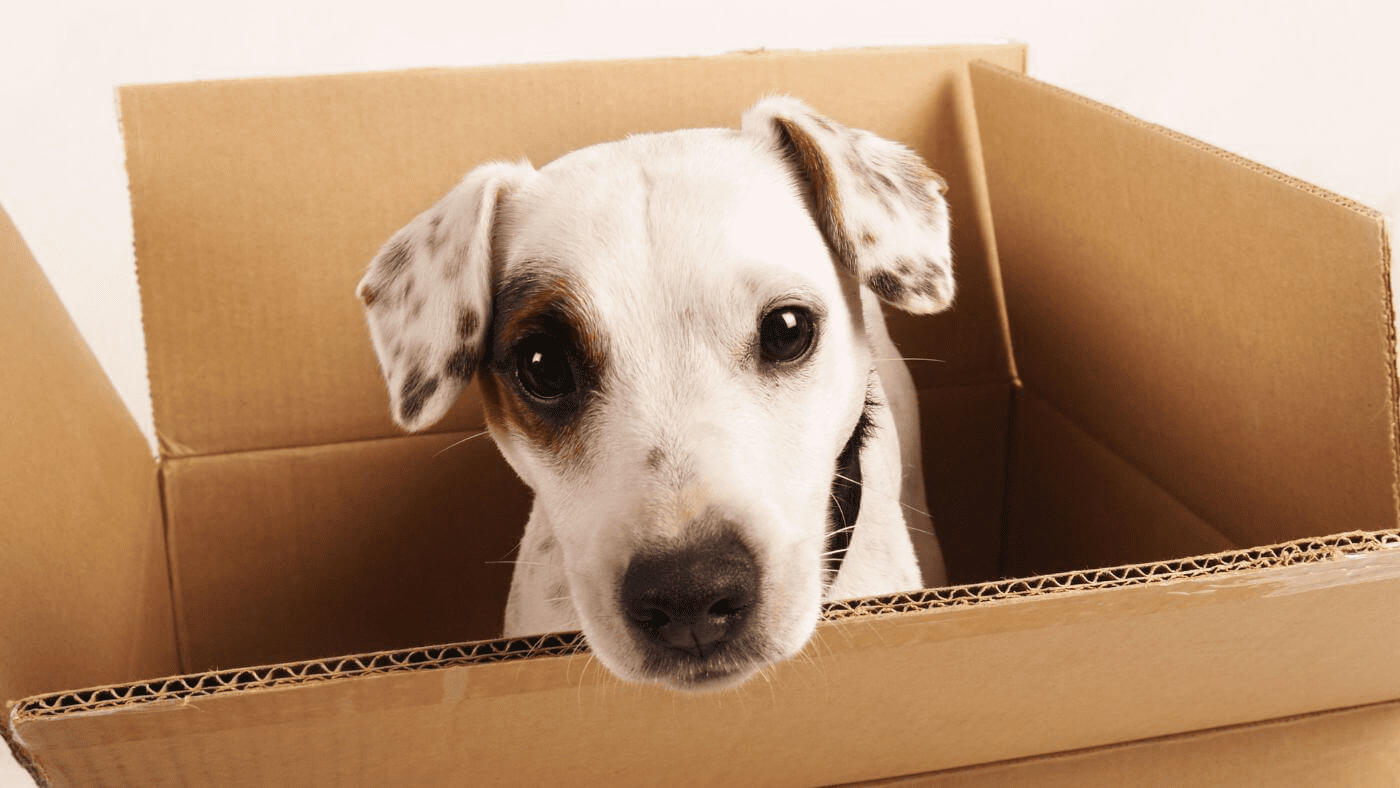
[357,96,953,692]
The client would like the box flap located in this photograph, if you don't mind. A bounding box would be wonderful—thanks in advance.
[883,699,1400,787]
[12,530,1400,786]
[0,206,178,705]
[970,62,1398,551]
[119,44,1026,458]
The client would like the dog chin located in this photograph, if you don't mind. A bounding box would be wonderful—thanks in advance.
[586,606,819,694]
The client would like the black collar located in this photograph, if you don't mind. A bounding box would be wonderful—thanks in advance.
[825,397,876,583]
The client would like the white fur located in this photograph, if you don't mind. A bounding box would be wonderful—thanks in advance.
[359,97,953,692]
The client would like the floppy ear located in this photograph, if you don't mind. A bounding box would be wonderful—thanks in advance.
[742,96,954,314]
[357,161,535,431]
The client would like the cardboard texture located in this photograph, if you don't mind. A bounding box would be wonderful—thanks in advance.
[4,44,1397,786]
[868,699,1400,787]
[0,207,178,704]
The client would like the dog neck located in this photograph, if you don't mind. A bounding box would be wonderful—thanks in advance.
[825,396,876,585]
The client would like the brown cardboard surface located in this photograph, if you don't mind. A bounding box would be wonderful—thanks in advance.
[7,44,1400,788]
[868,699,1400,787]
[0,207,178,704]
[1004,390,1238,577]
[162,430,532,672]
[12,532,1400,786]
[120,44,1025,458]
[972,62,1399,554]
[916,382,1014,584]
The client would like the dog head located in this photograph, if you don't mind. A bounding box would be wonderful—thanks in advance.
[358,97,953,691]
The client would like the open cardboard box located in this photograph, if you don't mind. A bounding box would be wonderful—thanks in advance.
[3,43,1398,786]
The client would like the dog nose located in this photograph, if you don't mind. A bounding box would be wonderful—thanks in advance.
[621,531,758,657]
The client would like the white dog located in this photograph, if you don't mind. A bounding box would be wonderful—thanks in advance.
[358,97,953,692]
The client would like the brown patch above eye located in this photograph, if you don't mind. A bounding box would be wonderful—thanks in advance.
[480,268,606,470]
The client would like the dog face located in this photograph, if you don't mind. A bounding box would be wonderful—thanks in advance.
[358,97,953,692]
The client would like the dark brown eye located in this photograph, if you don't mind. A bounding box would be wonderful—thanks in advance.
[759,306,816,363]
[515,334,576,400]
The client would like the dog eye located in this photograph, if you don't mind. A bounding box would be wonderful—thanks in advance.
[759,306,816,363]
[515,334,576,400]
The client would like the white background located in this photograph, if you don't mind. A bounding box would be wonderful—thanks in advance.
[2,1,1397,784]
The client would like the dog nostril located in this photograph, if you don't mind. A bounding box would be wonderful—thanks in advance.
[708,597,741,617]
[629,605,671,628]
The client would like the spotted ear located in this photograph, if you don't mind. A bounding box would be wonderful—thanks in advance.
[742,96,954,314]
[357,161,535,431]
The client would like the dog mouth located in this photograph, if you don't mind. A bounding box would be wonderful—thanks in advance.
[633,634,779,692]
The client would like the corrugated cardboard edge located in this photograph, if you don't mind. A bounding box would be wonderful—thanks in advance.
[1385,218,1399,525]
[117,83,196,461]
[11,528,1399,727]
[117,84,193,684]
[1,708,45,788]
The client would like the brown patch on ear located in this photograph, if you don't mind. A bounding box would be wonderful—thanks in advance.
[444,308,483,381]
[646,446,666,471]
[426,213,445,252]
[457,309,479,339]
[866,271,906,303]
[772,117,858,277]
[900,159,947,217]
[399,366,441,424]
[358,282,380,307]
[445,347,478,381]
[378,238,414,281]
[846,149,898,204]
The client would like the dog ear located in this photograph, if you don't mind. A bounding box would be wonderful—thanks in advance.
[357,161,535,431]
[742,96,954,314]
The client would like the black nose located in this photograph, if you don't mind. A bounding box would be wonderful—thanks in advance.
[621,531,759,657]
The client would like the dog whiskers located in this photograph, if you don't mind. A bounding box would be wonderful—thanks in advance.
[874,356,947,364]
[433,429,492,458]
[897,500,934,520]
[832,470,934,521]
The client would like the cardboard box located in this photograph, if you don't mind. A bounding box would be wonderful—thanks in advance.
[3,44,1397,786]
